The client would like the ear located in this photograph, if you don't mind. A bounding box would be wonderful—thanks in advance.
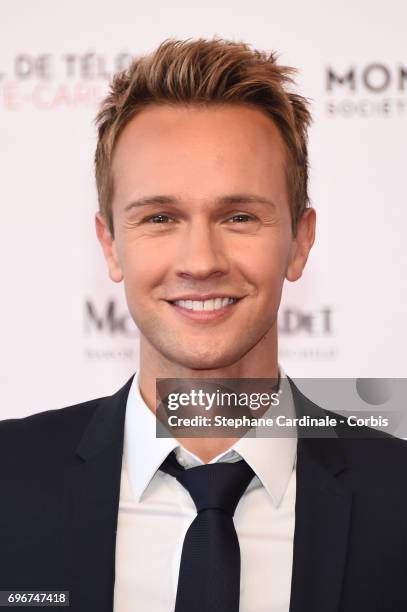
[95,212,123,283]
[286,208,316,282]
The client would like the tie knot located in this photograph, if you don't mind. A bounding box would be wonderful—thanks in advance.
[160,451,255,516]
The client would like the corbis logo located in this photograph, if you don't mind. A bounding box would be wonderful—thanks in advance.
[325,63,407,117]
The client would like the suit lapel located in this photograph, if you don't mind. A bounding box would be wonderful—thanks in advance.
[63,374,135,612]
[288,379,353,612]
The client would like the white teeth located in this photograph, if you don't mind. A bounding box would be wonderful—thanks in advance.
[173,297,237,311]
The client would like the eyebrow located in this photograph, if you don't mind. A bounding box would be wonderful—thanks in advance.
[124,194,277,212]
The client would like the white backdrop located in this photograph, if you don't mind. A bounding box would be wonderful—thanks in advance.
[1,0,406,418]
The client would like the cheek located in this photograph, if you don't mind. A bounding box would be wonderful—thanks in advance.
[119,237,154,273]
[237,239,290,287]
[119,242,171,303]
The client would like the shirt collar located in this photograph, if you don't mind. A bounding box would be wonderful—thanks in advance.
[124,365,297,508]
[231,365,297,507]
[124,371,177,503]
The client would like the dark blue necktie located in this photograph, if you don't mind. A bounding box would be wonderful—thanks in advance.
[160,451,255,612]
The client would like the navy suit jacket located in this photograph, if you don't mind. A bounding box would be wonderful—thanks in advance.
[1,374,407,611]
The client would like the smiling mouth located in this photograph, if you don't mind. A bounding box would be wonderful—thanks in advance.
[167,297,240,312]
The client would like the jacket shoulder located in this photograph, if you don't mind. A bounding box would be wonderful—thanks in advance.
[0,395,106,463]
[339,431,407,478]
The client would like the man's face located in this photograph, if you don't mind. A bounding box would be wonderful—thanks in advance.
[96,104,315,370]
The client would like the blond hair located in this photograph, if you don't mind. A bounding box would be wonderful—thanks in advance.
[95,38,312,237]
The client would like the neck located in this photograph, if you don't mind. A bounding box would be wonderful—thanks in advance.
[137,328,279,463]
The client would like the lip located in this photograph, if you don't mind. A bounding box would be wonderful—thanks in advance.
[167,297,242,322]
[167,294,240,301]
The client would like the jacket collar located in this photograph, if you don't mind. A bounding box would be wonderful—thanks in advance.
[75,373,135,462]
[287,377,351,612]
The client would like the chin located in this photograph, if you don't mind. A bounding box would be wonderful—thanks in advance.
[165,345,247,372]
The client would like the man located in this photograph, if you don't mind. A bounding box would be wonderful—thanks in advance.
[1,38,407,612]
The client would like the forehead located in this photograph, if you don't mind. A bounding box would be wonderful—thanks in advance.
[111,104,287,204]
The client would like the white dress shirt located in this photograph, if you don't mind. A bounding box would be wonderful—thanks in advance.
[114,366,297,612]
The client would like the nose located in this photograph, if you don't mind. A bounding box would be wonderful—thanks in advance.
[174,218,230,280]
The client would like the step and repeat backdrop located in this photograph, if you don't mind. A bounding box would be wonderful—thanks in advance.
[1,0,406,418]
